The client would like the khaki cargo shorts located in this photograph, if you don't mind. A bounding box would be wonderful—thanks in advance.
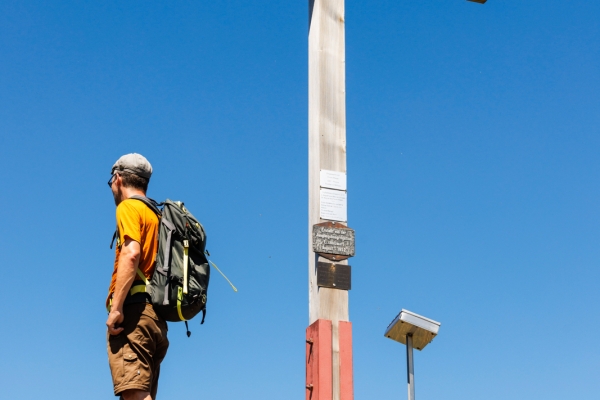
[107,303,169,398]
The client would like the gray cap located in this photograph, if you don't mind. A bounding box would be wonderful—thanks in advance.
[111,153,153,179]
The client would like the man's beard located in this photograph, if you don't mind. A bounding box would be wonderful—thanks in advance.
[113,186,122,206]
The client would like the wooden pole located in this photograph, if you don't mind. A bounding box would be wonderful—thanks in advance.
[308,1,352,399]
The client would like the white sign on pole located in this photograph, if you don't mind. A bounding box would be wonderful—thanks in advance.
[320,169,347,191]
[320,188,347,221]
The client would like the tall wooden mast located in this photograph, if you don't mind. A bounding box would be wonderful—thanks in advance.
[307,1,353,399]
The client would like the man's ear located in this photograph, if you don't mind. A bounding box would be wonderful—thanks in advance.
[114,173,123,187]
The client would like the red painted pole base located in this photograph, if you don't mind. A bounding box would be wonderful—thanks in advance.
[306,320,332,400]
[339,321,354,400]
[306,319,353,400]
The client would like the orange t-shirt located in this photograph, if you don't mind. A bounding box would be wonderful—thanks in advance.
[106,198,159,307]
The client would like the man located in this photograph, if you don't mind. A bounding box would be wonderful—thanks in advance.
[106,153,169,400]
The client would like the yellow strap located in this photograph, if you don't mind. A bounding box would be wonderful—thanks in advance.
[177,287,186,321]
[130,284,147,296]
[106,283,147,313]
[209,260,238,292]
[136,268,149,284]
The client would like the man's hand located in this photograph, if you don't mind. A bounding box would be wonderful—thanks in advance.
[107,309,125,335]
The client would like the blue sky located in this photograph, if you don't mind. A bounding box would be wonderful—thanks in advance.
[1,1,598,399]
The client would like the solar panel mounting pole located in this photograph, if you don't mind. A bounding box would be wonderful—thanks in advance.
[406,334,415,400]
[307,1,353,400]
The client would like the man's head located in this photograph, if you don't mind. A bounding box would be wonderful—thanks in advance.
[109,153,152,205]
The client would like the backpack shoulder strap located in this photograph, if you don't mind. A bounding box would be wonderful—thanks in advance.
[110,230,117,249]
[128,195,162,216]
[110,196,160,248]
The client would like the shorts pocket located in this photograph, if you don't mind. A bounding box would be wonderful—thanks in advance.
[122,350,140,379]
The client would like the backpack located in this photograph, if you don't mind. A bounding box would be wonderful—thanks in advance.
[127,196,211,335]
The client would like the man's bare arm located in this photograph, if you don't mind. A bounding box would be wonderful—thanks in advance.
[106,238,141,335]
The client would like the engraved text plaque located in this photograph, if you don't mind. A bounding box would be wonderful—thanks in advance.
[312,221,355,261]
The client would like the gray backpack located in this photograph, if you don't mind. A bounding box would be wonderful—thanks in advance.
[128,196,211,335]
